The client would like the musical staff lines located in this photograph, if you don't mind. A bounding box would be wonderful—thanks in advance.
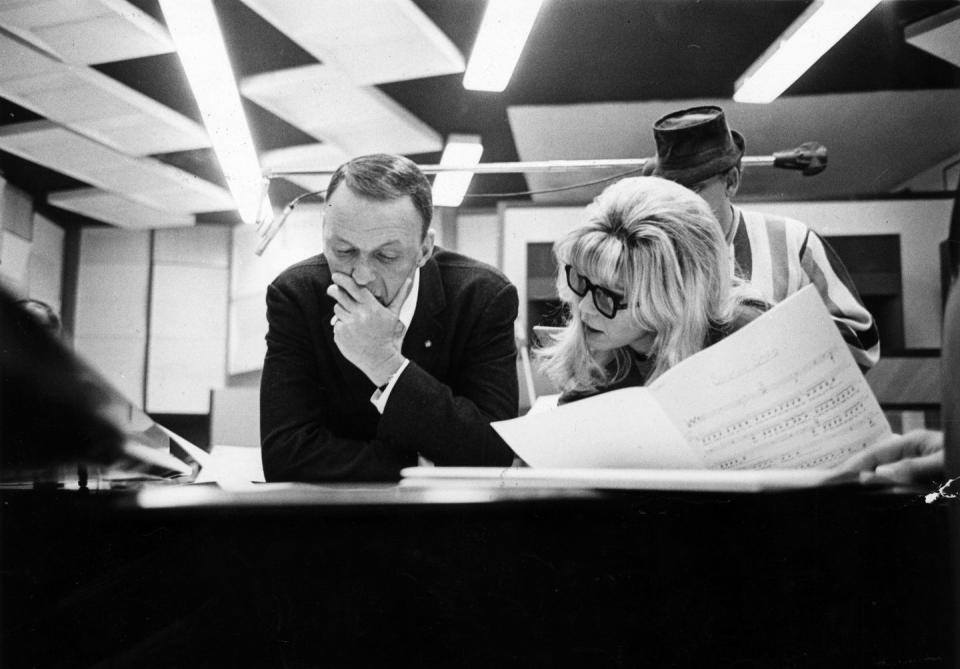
[686,346,843,429]
[603,287,894,472]
[678,344,886,470]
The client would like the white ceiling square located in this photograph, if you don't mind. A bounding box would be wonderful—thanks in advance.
[0,37,210,155]
[0,27,63,79]
[239,0,463,85]
[0,0,173,64]
[2,122,125,172]
[0,121,234,213]
[84,160,235,214]
[260,143,352,193]
[905,5,960,69]
[8,71,135,121]
[135,174,237,214]
[243,64,443,157]
[0,0,107,27]
[80,109,207,156]
[84,161,168,193]
[48,188,196,229]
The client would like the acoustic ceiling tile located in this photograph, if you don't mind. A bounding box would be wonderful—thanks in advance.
[0,121,125,171]
[507,89,960,203]
[0,0,173,64]
[0,121,233,214]
[239,0,463,85]
[0,28,63,80]
[135,180,237,215]
[260,142,351,193]
[905,5,960,69]
[91,162,175,193]
[0,59,210,155]
[89,160,235,213]
[242,64,442,157]
[48,188,196,229]
[0,0,107,27]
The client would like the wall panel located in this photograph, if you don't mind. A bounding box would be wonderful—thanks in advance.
[0,178,35,296]
[74,228,150,405]
[228,206,323,375]
[27,214,64,312]
[146,226,229,414]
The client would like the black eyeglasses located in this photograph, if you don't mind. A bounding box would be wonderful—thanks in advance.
[565,265,629,319]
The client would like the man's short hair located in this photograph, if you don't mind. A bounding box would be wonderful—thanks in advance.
[326,154,433,238]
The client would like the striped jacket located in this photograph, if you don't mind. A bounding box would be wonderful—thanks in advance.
[730,206,880,369]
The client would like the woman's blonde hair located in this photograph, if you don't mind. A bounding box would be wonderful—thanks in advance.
[538,176,761,392]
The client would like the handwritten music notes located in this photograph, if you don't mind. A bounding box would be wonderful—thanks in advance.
[493,286,890,470]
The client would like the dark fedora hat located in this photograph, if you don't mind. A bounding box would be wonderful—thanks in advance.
[644,105,745,187]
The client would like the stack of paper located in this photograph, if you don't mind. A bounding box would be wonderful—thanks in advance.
[399,466,860,493]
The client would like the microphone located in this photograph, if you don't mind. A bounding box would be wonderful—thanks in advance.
[772,142,828,176]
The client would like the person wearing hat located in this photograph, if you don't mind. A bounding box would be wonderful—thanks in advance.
[645,105,879,370]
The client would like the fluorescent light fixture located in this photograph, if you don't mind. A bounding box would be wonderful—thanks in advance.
[432,134,483,207]
[159,0,267,223]
[734,0,882,104]
[463,0,544,92]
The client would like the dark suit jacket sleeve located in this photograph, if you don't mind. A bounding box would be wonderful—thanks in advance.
[260,279,413,482]
[377,282,519,467]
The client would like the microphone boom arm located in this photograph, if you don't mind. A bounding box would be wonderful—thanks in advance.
[255,143,828,255]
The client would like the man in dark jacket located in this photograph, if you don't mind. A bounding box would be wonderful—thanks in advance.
[260,153,519,481]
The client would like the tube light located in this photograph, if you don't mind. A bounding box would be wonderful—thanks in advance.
[159,0,267,223]
[734,0,882,104]
[463,0,544,92]
[432,134,484,208]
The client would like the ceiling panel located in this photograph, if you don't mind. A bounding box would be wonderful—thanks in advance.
[906,5,960,68]
[260,143,351,193]
[0,121,233,213]
[0,32,209,155]
[242,64,443,157]
[0,25,64,79]
[0,0,173,64]
[0,0,957,228]
[239,0,463,84]
[48,188,195,229]
[508,89,960,203]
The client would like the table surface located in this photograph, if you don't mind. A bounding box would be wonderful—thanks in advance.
[2,481,957,668]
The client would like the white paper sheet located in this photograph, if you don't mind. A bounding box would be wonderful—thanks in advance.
[650,286,890,469]
[158,425,260,490]
[493,386,700,468]
[493,286,891,470]
[399,466,861,492]
[195,445,266,484]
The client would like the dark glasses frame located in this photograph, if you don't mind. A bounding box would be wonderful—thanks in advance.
[564,265,629,319]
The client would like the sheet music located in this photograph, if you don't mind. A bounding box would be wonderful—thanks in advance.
[650,286,890,469]
[493,385,700,469]
[158,425,260,490]
[195,445,266,484]
[493,286,890,471]
[399,466,861,492]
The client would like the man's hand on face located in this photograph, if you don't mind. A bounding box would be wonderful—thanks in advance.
[327,272,411,386]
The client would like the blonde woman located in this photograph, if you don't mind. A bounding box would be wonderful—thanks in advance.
[538,176,767,404]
